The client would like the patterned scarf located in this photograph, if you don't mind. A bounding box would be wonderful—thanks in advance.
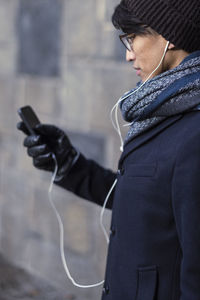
[120,51,200,144]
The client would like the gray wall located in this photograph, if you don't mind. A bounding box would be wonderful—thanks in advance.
[0,0,138,299]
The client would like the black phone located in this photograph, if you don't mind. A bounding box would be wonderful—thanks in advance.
[18,105,41,135]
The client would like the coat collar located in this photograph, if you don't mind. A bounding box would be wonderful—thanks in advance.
[118,114,183,168]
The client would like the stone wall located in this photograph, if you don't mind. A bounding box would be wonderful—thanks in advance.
[0,0,138,299]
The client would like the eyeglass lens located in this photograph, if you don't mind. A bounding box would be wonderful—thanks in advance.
[121,34,135,51]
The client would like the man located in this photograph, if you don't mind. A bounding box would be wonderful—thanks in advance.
[18,0,200,299]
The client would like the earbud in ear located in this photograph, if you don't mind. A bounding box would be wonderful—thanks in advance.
[167,41,170,49]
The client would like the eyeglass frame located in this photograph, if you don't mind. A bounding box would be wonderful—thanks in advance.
[119,33,136,52]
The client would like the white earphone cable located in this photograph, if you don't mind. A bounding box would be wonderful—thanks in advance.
[48,154,117,288]
[100,178,118,244]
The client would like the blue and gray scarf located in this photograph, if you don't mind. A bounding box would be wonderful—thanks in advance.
[120,51,200,144]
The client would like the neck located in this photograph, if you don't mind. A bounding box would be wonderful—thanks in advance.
[165,49,190,71]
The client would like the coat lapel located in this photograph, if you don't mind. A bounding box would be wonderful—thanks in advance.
[118,114,183,167]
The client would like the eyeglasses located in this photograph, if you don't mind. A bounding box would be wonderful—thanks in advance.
[119,33,136,52]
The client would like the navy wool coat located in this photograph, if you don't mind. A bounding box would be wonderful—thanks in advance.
[56,109,200,300]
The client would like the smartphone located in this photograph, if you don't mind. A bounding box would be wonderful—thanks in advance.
[18,105,41,135]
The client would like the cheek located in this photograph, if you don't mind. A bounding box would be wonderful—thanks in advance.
[138,44,162,70]
[134,40,153,67]
[133,36,166,77]
[136,48,151,70]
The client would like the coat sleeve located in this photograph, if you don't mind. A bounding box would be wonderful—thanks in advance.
[54,153,117,209]
[171,130,200,300]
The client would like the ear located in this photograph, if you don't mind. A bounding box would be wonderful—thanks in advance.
[168,42,176,50]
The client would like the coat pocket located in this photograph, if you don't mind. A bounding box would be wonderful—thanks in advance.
[135,265,158,300]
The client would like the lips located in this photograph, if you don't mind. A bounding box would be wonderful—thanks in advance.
[134,67,141,76]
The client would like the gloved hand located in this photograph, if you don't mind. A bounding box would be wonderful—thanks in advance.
[17,122,78,176]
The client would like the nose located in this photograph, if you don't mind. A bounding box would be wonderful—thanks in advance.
[126,49,135,61]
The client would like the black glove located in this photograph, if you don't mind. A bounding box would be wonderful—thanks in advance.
[17,122,78,176]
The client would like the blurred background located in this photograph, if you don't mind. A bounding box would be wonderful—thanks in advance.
[0,0,138,299]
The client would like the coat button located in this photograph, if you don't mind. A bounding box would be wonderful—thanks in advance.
[103,285,109,294]
[110,227,116,236]
[117,167,124,175]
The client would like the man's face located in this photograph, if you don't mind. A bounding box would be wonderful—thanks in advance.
[126,33,169,82]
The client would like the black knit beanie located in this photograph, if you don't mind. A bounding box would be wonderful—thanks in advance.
[121,0,200,53]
